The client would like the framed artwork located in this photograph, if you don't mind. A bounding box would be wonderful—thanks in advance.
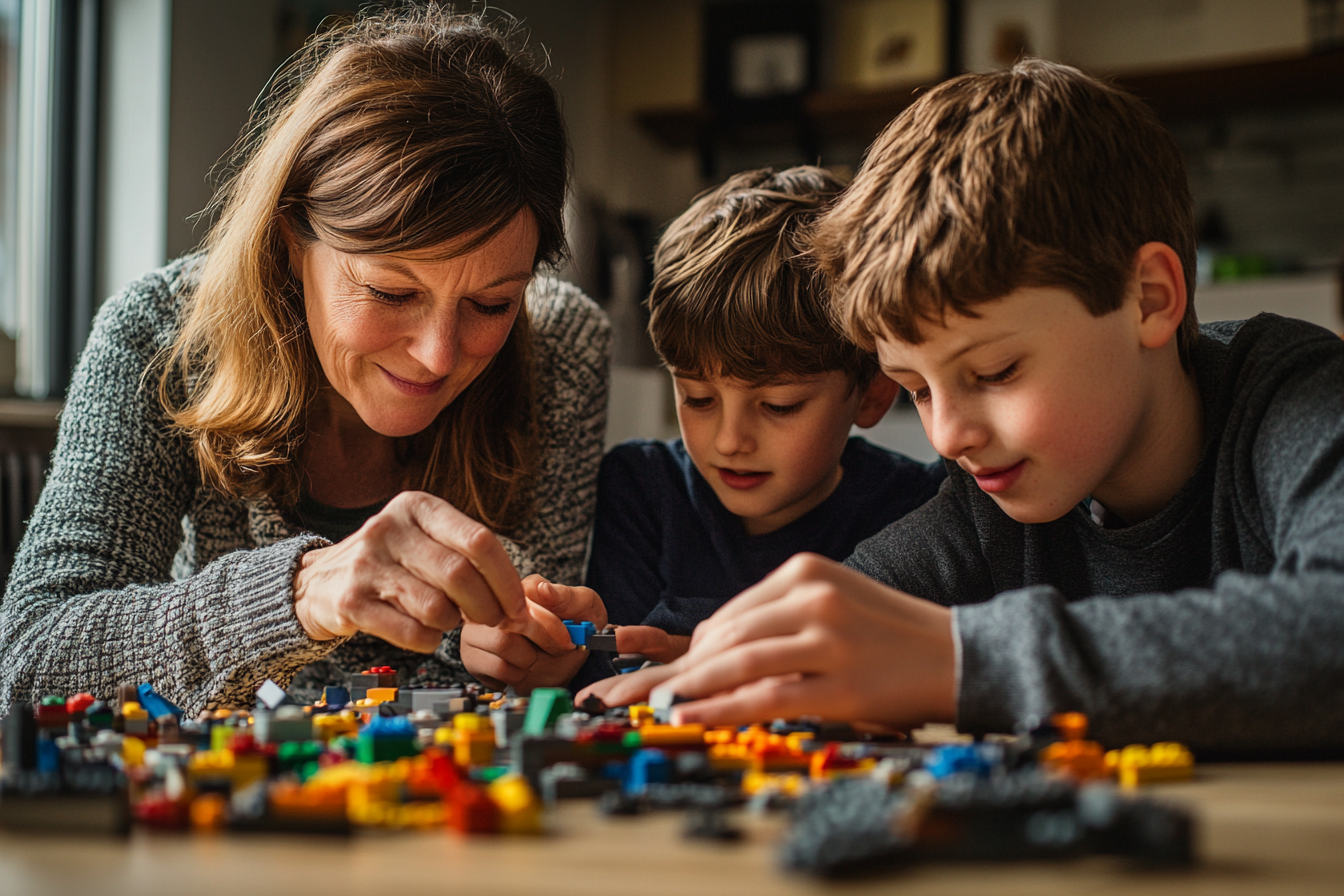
[703,0,820,121]
[834,0,949,88]
[963,0,1058,72]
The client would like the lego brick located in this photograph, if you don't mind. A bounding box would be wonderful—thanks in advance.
[255,679,295,711]
[136,683,183,720]
[562,619,597,648]
[522,688,573,737]
[409,688,465,713]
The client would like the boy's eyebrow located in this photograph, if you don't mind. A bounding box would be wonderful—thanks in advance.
[883,333,1012,374]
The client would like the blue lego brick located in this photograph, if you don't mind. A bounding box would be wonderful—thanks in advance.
[624,748,671,795]
[562,619,597,647]
[925,744,1000,779]
[136,683,183,720]
[36,738,60,774]
[321,686,351,707]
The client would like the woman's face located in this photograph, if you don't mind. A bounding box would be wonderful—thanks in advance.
[288,210,538,438]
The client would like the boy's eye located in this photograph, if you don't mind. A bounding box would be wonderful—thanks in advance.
[764,402,804,416]
[977,361,1019,385]
[906,387,931,406]
[681,395,714,409]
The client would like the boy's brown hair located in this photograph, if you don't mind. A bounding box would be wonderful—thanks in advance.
[813,58,1199,365]
[648,166,877,387]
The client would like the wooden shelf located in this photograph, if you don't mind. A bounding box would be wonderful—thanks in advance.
[635,48,1344,150]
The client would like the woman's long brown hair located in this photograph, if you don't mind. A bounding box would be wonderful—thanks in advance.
[158,5,570,535]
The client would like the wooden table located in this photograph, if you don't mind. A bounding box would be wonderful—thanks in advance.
[0,763,1340,896]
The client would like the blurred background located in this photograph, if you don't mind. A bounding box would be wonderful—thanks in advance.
[0,0,1341,500]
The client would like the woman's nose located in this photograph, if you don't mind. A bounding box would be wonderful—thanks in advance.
[408,312,457,377]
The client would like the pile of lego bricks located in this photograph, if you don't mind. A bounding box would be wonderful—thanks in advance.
[0,664,1197,876]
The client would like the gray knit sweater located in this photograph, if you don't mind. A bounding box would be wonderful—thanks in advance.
[0,256,610,713]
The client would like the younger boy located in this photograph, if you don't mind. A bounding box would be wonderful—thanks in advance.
[585,61,1344,754]
[462,166,944,693]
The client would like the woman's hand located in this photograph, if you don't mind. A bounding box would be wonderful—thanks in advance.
[460,575,607,693]
[291,491,571,654]
[580,553,957,729]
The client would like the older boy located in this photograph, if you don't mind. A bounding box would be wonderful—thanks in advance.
[586,61,1344,753]
[463,167,944,692]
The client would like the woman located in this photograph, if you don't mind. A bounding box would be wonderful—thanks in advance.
[0,7,609,711]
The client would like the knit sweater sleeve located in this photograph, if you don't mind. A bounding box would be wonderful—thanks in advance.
[497,276,610,584]
[0,262,340,714]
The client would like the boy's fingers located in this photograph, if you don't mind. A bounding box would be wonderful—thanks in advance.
[615,627,692,663]
[575,660,684,708]
[613,625,669,655]
[499,599,573,656]
[677,588,824,662]
[464,626,541,670]
[530,581,603,621]
[669,673,823,728]
[656,634,821,705]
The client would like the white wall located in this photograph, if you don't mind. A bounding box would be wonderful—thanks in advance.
[97,0,170,304]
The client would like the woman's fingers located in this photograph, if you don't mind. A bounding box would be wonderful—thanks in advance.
[342,594,444,653]
[394,491,528,622]
[387,515,513,628]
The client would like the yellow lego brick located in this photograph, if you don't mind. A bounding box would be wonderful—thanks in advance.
[454,712,489,731]
[1107,742,1194,788]
[122,735,146,767]
[489,774,542,834]
[628,704,655,727]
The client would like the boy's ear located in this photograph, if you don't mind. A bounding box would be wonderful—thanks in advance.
[854,373,899,428]
[1133,242,1187,351]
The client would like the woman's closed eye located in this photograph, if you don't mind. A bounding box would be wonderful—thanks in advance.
[468,298,515,317]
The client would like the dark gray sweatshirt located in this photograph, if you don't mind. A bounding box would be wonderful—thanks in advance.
[848,315,1344,752]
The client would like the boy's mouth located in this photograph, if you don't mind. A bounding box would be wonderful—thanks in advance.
[968,459,1026,493]
[717,468,771,490]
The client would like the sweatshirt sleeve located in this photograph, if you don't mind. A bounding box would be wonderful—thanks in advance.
[954,335,1344,753]
[0,265,340,715]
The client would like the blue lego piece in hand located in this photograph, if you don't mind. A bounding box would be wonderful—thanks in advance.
[562,619,597,647]
[136,683,183,720]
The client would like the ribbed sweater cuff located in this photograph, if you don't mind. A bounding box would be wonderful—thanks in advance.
[203,535,346,701]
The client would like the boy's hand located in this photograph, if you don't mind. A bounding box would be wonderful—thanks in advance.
[612,626,692,663]
[461,575,608,693]
[584,554,957,728]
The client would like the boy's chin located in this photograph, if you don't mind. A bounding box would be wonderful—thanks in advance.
[989,494,1074,525]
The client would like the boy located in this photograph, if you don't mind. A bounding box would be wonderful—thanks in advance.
[583,61,1344,754]
[461,166,945,692]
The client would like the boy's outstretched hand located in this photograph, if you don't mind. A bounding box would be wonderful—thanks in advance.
[576,554,957,729]
[461,574,607,693]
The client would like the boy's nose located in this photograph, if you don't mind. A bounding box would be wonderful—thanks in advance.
[714,412,756,457]
[925,397,988,460]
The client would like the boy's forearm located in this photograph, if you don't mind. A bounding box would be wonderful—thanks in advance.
[955,572,1344,752]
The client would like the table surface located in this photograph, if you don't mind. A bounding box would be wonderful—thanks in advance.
[0,762,1340,896]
